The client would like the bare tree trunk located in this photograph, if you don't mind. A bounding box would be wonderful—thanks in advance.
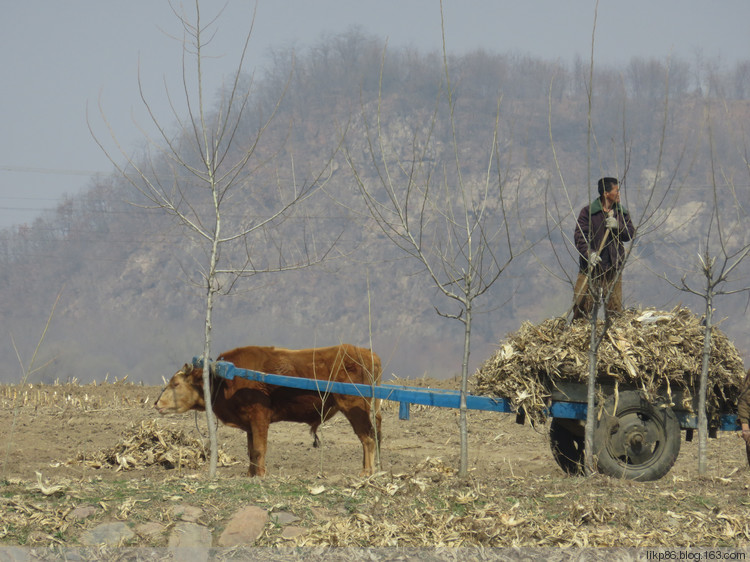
[202,216,221,478]
[201,285,219,478]
[697,288,713,475]
[366,273,381,472]
[459,301,472,477]
[584,301,600,475]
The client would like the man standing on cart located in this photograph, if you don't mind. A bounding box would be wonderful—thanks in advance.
[572,177,635,321]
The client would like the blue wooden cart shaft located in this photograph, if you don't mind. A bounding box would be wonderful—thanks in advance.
[205,359,740,430]
[213,360,514,412]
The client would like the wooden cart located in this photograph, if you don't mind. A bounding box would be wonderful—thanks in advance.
[207,359,741,481]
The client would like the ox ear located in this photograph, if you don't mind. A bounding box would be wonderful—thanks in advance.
[184,361,216,382]
[180,363,202,382]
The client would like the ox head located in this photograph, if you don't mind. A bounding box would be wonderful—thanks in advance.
[154,363,206,415]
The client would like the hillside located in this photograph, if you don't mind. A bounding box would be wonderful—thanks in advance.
[0,33,748,384]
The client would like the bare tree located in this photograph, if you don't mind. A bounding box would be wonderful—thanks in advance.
[661,115,750,474]
[542,2,686,477]
[90,2,336,477]
[343,4,520,477]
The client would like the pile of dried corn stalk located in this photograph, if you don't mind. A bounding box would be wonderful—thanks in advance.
[68,419,237,471]
[473,306,746,422]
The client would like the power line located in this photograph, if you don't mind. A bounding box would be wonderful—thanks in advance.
[0,165,104,176]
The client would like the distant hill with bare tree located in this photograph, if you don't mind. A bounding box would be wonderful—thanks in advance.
[1,30,748,384]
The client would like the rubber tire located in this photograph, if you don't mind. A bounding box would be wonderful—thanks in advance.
[550,418,585,475]
[593,390,681,481]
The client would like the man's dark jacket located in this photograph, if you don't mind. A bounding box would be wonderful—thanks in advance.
[575,197,635,272]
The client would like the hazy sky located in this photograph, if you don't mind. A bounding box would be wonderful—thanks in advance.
[1,1,748,229]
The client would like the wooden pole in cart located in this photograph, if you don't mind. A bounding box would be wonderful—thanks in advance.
[566,211,613,320]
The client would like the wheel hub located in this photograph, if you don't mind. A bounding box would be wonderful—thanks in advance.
[609,414,660,464]
[593,390,681,481]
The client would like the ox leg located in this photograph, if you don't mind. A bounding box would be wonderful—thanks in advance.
[341,404,378,477]
[246,420,269,477]
[310,421,321,448]
[245,431,258,477]
[311,428,321,448]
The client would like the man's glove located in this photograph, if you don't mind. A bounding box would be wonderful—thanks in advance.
[605,215,618,230]
[588,251,602,267]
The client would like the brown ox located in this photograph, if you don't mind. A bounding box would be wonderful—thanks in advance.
[155,344,382,477]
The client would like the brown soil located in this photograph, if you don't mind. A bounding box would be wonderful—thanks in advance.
[2,378,750,549]
[2,377,560,482]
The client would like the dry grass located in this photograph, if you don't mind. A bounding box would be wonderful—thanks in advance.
[0,380,148,411]
[291,470,750,547]
[2,462,750,548]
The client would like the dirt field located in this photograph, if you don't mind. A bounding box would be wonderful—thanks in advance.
[1,377,562,482]
[2,378,750,550]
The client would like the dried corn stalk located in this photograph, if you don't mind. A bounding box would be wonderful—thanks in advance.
[68,420,238,470]
[472,306,745,423]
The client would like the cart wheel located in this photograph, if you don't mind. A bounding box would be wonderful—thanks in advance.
[550,418,585,475]
[593,390,680,481]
